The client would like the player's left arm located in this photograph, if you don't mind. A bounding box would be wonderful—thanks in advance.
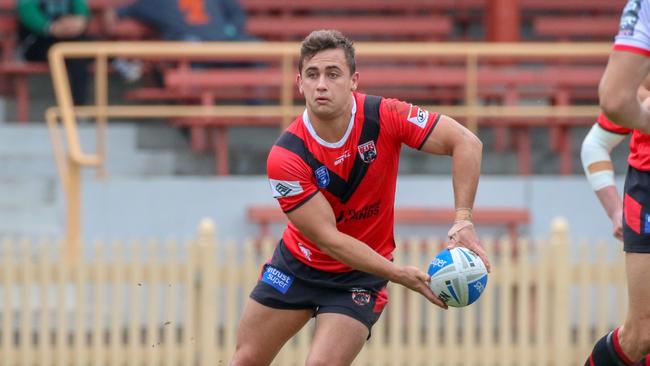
[419,115,490,272]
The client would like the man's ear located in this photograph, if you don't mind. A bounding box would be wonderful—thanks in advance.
[351,71,359,91]
[296,74,304,95]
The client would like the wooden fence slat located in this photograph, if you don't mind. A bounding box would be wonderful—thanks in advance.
[72,248,86,366]
[595,241,608,339]
[38,240,54,366]
[55,245,68,366]
[1,238,15,366]
[537,237,551,366]
[516,239,532,365]
[500,237,513,366]
[198,221,217,366]
[575,241,591,363]
[91,242,106,365]
[145,240,161,366]
[480,238,497,366]
[389,241,405,366]
[162,241,178,366]
[0,218,633,365]
[223,241,238,363]
[614,244,627,326]
[424,240,440,366]
[551,218,571,365]
[182,239,197,366]
[19,239,33,366]
[108,241,124,366]
[128,240,143,366]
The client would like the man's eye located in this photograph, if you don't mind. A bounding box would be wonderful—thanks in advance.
[328,73,339,78]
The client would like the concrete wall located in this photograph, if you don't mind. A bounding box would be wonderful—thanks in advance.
[69,175,622,244]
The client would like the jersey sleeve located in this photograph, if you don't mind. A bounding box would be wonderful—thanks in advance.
[266,145,319,213]
[597,112,633,135]
[614,0,650,56]
[379,98,440,149]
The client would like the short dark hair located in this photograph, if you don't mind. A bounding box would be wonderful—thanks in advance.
[298,29,356,75]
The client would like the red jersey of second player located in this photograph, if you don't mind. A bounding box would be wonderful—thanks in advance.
[597,113,650,171]
[267,92,439,272]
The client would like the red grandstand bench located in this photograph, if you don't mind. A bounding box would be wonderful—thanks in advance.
[521,0,624,13]
[247,205,530,243]
[246,15,452,41]
[532,16,620,41]
[0,7,111,122]
[0,14,51,122]
[0,61,50,122]
[240,0,479,14]
[156,63,602,175]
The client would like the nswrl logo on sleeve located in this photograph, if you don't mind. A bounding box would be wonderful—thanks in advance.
[262,265,294,294]
[269,179,303,198]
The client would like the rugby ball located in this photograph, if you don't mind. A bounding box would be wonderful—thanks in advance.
[427,247,488,307]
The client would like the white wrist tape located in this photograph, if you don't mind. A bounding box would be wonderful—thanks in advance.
[580,124,626,191]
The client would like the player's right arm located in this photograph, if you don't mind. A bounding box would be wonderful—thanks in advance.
[580,114,629,240]
[267,142,447,309]
[286,192,447,309]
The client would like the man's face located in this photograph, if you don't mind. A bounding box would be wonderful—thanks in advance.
[297,48,359,120]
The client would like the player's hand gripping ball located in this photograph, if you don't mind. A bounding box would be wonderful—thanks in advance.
[427,247,488,307]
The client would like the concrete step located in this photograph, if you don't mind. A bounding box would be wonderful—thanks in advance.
[0,204,61,238]
[0,177,57,206]
[0,124,139,154]
[0,150,177,178]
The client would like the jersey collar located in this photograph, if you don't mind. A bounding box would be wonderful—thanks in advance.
[302,96,356,148]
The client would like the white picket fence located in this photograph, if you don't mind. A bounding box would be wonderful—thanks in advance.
[0,218,625,365]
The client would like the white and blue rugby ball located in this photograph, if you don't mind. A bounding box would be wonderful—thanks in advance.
[427,247,488,307]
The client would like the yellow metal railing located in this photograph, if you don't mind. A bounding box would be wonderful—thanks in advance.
[46,41,612,259]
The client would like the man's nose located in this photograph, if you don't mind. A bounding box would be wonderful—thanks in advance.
[316,75,327,90]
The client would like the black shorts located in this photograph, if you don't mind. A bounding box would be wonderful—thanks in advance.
[249,240,389,335]
[623,166,650,252]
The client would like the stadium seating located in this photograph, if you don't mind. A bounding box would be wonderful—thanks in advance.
[521,0,623,14]
[532,16,620,41]
[142,61,601,175]
[0,0,616,176]
[0,13,51,122]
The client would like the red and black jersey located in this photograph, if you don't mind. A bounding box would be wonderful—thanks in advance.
[267,92,439,272]
[598,113,650,171]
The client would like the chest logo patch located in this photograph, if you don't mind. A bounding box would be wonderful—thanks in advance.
[357,141,377,164]
[315,166,330,188]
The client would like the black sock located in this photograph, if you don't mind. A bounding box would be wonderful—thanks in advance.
[585,328,634,366]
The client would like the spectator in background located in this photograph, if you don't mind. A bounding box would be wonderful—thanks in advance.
[103,0,256,43]
[17,0,91,105]
[103,0,258,82]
